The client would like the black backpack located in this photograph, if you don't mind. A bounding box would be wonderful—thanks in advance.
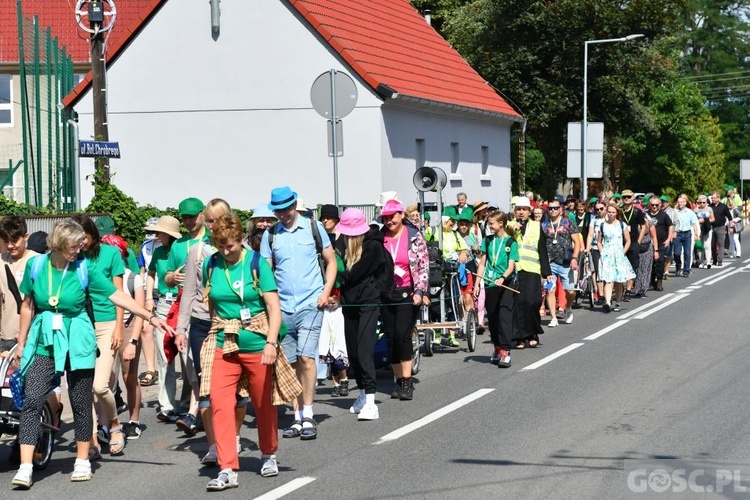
[426,241,443,287]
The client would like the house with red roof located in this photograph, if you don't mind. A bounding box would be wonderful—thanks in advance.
[62,0,523,209]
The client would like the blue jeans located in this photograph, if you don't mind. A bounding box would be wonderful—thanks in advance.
[673,231,693,274]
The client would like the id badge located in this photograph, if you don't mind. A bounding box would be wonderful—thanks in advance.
[394,266,406,278]
[51,313,64,331]
[166,292,174,302]
[240,308,252,325]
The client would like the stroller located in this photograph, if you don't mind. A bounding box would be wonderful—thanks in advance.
[0,344,58,469]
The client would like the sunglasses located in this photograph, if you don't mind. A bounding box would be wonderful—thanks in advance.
[622,195,632,199]
[596,207,605,211]
[548,206,561,210]
[649,204,660,207]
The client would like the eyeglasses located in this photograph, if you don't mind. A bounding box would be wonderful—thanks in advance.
[548,206,561,210]
[697,201,706,204]
[622,195,632,199]
[649,204,660,207]
[596,207,605,211]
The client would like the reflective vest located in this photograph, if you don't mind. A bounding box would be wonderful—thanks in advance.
[514,220,541,274]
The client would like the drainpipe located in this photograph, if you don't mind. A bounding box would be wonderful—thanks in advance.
[210,0,220,33]
[67,118,81,210]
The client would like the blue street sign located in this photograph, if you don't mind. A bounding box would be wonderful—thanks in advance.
[79,141,121,158]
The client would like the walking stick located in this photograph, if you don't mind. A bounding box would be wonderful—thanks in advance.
[470,272,520,294]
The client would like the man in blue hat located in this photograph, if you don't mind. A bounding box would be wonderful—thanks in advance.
[261,186,337,441]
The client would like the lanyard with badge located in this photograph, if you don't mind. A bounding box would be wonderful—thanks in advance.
[387,231,407,279]
[224,249,252,325]
[489,236,508,280]
[48,259,69,331]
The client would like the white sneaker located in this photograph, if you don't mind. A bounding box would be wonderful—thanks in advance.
[548,317,558,328]
[206,468,239,491]
[357,402,379,421]
[70,459,92,482]
[349,393,366,414]
[201,444,217,465]
[260,455,279,477]
[11,466,33,489]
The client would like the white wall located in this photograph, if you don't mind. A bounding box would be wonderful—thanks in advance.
[74,0,384,210]
[380,104,513,211]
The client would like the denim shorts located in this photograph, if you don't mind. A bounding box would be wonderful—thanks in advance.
[549,262,576,291]
[281,306,323,364]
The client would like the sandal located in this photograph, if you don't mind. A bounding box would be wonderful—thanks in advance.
[139,371,158,387]
[88,443,102,461]
[300,417,318,441]
[206,468,238,491]
[515,341,526,349]
[108,425,125,455]
[282,420,302,439]
[529,338,539,348]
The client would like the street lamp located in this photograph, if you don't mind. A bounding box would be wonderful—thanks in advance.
[582,34,644,201]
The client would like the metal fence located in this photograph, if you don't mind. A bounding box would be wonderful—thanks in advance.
[2,4,77,211]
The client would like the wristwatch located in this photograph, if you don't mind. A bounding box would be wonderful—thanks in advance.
[129,338,138,346]
[266,341,279,348]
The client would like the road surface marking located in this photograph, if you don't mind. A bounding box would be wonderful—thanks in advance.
[521,343,585,371]
[373,388,494,444]
[693,268,735,285]
[618,293,675,320]
[634,294,687,319]
[254,477,317,500]
[582,320,629,341]
[704,268,743,285]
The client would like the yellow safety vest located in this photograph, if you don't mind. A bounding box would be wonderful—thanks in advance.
[514,219,541,274]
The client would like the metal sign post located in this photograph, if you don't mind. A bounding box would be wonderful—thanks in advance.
[311,70,358,205]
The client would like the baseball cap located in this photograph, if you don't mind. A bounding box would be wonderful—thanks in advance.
[95,216,115,236]
[178,197,205,216]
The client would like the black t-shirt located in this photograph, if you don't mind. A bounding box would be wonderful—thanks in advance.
[621,206,646,241]
[645,210,672,246]
[710,202,731,227]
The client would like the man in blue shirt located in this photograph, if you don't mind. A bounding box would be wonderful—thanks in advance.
[671,195,699,277]
[261,186,337,441]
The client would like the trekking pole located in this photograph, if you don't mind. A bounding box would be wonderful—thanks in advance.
[470,272,520,294]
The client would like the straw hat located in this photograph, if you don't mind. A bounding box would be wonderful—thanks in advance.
[145,215,182,240]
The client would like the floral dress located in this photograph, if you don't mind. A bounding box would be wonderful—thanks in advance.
[598,221,636,283]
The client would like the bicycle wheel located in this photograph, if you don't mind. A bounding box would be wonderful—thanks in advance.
[465,310,477,352]
[411,327,421,375]
[33,402,55,470]
[587,275,596,309]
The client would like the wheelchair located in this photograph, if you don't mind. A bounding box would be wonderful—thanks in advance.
[0,344,58,469]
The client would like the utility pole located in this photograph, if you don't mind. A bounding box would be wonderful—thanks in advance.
[89,1,109,186]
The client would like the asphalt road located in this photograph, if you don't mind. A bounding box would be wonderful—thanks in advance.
[2,258,750,499]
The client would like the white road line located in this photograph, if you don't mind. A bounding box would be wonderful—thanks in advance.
[582,320,629,341]
[254,477,317,500]
[373,388,494,444]
[704,268,744,285]
[676,288,692,293]
[618,293,676,320]
[521,343,585,371]
[634,294,687,319]
[693,268,735,285]
[686,286,702,290]
[744,258,750,264]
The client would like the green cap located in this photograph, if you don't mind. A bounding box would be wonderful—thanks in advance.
[643,195,651,204]
[588,197,599,204]
[613,192,622,199]
[726,185,735,191]
[457,211,473,222]
[424,212,431,220]
[95,216,115,236]
[178,197,205,216]
[660,195,669,202]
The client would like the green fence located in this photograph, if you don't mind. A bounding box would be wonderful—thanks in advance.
[3,3,78,212]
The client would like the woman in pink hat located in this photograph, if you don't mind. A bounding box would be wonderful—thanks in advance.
[336,209,385,420]
[378,199,429,401]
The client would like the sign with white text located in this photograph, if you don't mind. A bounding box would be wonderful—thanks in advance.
[79,141,121,159]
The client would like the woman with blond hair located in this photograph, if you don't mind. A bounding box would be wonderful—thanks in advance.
[336,208,384,420]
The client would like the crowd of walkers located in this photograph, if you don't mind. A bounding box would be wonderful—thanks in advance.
[0,184,745,490]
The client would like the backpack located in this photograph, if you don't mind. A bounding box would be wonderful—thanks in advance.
[426,241,443,287]
[29,254,95,324]
[267,219,325,281]
[203,250,264,303]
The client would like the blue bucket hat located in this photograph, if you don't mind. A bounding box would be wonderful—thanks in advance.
[251,203,277,219]
[268,186,298,211]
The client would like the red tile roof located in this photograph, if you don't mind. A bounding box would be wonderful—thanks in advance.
[59,0,521,118]
[288,0,521,119]
[0,0,164,64]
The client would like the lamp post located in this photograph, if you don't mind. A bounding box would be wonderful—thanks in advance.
[582,34,644,201]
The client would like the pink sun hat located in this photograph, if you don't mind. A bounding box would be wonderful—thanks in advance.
[380,199,405,216]
[336,208,371,236]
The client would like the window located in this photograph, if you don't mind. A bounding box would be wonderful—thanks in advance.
[449,142,462,183]
[0,75,11,126]
[415,138,425,169]
[480,145,491,183]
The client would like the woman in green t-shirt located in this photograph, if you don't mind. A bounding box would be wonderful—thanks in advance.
[72,215,127,456]
[10,220,172,488]
[474,211,518,369]
[203,214,284,491]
